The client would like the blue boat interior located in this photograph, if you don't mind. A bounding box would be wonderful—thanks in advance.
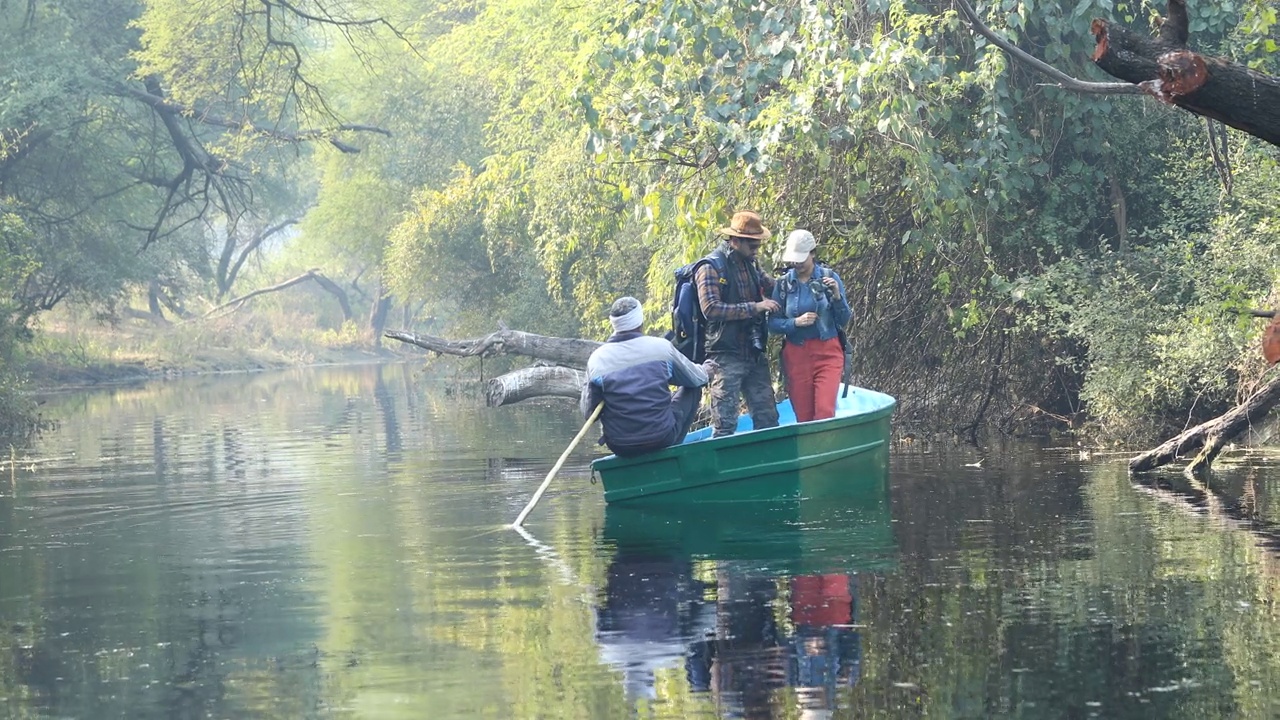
[681,384,897,443]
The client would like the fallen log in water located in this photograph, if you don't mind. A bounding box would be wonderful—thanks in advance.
[386,327,599,407]
[1129,373,1280,474]
[485,366,586,407]
[385,328,599,368]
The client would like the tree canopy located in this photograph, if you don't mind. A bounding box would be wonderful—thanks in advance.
[5,0,1280,441]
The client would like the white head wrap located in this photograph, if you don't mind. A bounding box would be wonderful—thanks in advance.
[609,298,644,333]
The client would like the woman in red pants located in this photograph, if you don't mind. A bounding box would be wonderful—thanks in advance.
[767,230,852,422]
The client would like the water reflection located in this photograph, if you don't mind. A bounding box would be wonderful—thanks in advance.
[596,455,894,717]
[8,369,1280,718]
[2,364,593,720]
[599,563,864,720]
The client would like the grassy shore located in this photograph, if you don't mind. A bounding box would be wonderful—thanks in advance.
[23,307,399,391]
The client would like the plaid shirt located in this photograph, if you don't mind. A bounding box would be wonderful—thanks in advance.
[695,243,775,353]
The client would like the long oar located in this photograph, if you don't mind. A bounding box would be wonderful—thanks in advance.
[511,403,603,528]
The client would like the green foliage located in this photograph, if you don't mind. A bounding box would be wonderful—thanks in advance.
[0,210,37,439]
[1238,0,1280,67]
[295,26,491,274]
[1018,144,1280,440]
[557,0,1280,435]
[386,165,577,336]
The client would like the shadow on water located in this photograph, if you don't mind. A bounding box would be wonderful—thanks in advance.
[593,451,897,718]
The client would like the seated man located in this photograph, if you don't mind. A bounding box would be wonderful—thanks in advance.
[581,297,709,457]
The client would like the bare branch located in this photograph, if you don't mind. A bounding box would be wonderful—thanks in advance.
[218,217,300,297]
[267,0,425,61]
[953,0,1143,95]
[203,269,319,318]
[118,84,391,153]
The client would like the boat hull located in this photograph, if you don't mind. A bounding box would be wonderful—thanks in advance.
[602,449,896,574]
[591,386,895,504]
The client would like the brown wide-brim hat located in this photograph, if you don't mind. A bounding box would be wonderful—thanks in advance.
[715,210,772,240]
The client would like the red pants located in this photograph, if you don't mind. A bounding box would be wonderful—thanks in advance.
[790,574,852,626]
[782,336,844,422]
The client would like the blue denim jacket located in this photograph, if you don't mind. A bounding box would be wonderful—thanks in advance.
[767,266,852,345]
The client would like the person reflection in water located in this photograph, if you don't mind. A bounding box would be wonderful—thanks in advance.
[594,553,709,701]
[595,555,861,717]
[788,573,861,719]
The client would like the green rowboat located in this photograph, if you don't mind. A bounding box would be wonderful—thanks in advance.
[602,448,896,574]
[591,384,895,504]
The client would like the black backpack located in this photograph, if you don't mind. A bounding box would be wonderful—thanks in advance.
[666,253,726,364]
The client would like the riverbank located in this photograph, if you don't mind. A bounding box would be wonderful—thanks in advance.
[22,309,404,392]
[24,345,394,392]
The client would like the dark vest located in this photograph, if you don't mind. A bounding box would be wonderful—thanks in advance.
[704,247,764,356]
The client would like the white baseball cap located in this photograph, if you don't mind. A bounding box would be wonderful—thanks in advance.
[782,229,816,263]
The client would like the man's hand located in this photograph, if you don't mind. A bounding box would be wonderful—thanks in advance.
[795,312,818,328]
[755,299,780,314]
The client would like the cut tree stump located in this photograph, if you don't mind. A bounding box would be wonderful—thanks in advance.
[1091,1,1280,147]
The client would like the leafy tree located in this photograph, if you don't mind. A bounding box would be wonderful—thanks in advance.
[570,0,1280,436]
[0,207,38,438]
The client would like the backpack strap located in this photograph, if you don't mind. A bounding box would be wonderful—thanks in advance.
[699,250,728,310]
[778,269,796,317]
[706,249,727,276]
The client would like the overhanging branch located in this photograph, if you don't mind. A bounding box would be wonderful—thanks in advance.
[953,0,1280,147]
[953,0,1142,95]
[119,85,392,154]
[1090,10,1280,147]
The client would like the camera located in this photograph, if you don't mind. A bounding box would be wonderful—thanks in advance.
[809,279,834,301]
[749,318,767,354]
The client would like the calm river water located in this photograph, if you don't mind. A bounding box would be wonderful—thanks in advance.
[3,363,1280,719]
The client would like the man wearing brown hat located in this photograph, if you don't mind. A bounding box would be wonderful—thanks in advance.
[694,210,781,436]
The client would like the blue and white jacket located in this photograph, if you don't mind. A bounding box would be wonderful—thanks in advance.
[580,331,709,455]
[767,265,852,345]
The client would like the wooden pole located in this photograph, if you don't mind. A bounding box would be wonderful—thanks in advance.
[511,403,603,528]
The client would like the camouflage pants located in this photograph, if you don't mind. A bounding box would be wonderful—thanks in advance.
[707,352,779,437]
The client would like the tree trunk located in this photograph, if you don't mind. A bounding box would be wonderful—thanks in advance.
[954,0,1280,148]
[385,328,600,368]
[1129,373,1280,473]
[311,273,352,321]
[368,282,393,350]
[387,327,598,407]
[146,280,168,325]
[1091,5,1280,147]
[485,366,586,407]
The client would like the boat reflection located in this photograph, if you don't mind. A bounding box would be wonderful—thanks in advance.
[595,455,896,717]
